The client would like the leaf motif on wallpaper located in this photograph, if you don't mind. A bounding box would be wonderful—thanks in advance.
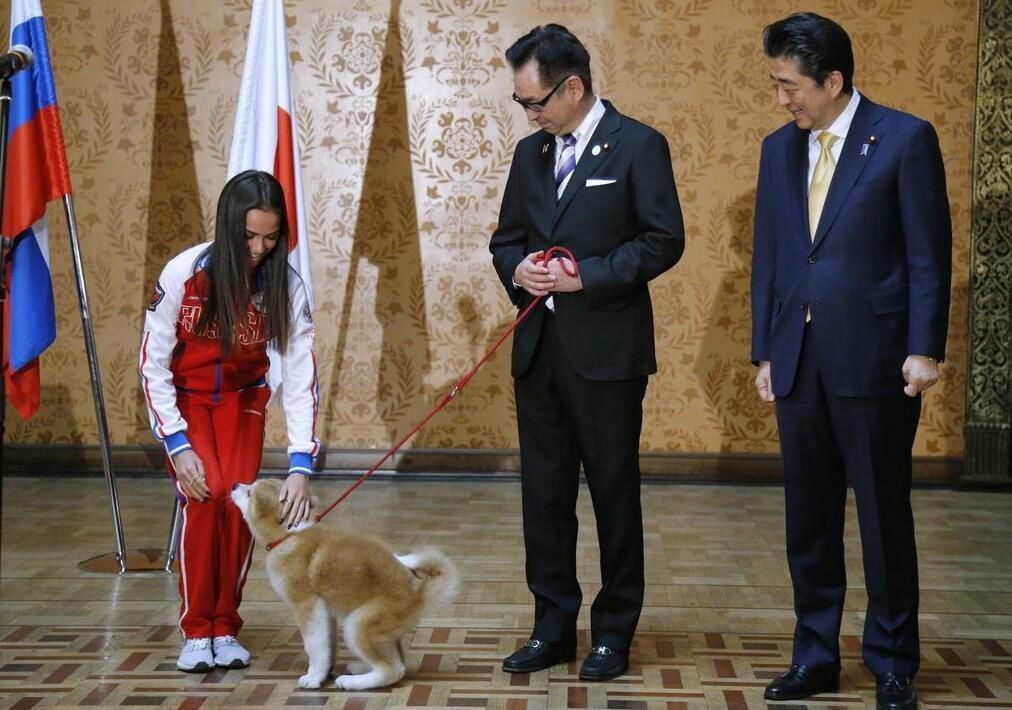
[534,0,595,14]
[628,101,718,188]
[427,275,497,346]
[319,104,380,171]
[146,192,206,256]
[102,182,147,273]
[459,362,511,411]
[411,100,515,185]
[578,31,618,95]
[105,346,151,445]
[221,0,253,13]
[308,181,349,264]
[917,376,965,456]
[825,0,914,22]
[846,25,911,92]
[405,270,430,340]
[76,269,118,333]
[38,7,97,74]
[332,356,383,428]
[917,24,976,112]
[377,342,424,423]
[61,90,113,175]
[617,0,712,23]
[699,358,778,452]
[420,23,501,96]
[30,349,97,444]
[204,94,237,172]
[352,180,423,267]
[306,16,386,100]
[649,267,709,354]
[414,423,513,449]
[708,31,771,118]
[701,198,751,273]
[103,11,159,104]
[643,426,707,453]
[175,17,217,96]
[420,192,500,253]
[419,0,506,20]
[624,31,703,92]
[296,96,319,160]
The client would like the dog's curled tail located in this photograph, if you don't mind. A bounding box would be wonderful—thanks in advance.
[398,548,459,610]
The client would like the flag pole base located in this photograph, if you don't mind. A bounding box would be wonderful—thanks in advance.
[77,549,177,574]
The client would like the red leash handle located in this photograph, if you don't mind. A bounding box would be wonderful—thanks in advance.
[266,246,578,550]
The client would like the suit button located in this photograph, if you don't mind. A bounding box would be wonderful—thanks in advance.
[800,304,806,310]
[808,255,818,264]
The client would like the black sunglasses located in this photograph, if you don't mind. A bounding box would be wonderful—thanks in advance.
[511,75,572,113]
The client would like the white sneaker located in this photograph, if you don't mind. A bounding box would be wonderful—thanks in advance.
[213,635,251,668]
[176,637,214,673]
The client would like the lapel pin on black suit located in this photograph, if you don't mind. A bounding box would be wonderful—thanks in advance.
[542,142,550,155]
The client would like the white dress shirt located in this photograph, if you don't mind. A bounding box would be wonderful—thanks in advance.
[807,89,861,189]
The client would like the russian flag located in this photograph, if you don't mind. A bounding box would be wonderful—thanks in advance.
[3,0,71,419]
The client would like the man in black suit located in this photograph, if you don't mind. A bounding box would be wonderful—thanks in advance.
[750,13,951,710]
[489,24,684,681]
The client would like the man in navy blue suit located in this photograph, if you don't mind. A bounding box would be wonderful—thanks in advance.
[750,13,951,710]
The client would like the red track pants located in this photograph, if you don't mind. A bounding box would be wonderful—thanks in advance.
[170,387,270,640]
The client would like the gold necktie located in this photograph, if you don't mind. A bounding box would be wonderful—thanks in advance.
[808,131,838,240]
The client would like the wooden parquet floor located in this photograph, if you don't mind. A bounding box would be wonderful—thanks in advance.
[1,477,1010,709]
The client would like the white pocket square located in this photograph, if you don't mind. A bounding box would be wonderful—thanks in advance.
[585,178,617,187]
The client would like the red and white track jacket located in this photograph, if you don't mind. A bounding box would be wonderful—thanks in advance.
[138,243,321,474]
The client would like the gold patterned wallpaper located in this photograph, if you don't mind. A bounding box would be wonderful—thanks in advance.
[3,0,975,461]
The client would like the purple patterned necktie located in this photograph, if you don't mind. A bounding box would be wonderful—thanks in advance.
[555,133,577,196]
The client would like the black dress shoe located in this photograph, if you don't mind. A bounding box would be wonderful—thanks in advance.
[502,638,576,673]
[876,673,917,709]
[763,664,840,700]
[578,645,629,681]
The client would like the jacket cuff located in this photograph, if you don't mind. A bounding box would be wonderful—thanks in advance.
[288,452,314,475]
[164,432,192,458]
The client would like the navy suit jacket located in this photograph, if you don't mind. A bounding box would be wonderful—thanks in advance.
[750,96,952,397]
[490,101,685,381]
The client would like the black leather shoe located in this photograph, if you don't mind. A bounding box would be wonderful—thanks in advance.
[876,673,917,709]
[502,638,576,673]
[578,645,629,681]
[763,664,840,700]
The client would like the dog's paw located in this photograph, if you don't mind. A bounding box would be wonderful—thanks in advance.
[335,673,377,690]
[346,661,370,675]
[298,672,325,689]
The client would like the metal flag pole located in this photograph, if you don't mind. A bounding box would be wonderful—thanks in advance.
[63,194,127,574]
[68,194,175,575]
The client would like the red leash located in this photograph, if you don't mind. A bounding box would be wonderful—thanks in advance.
[266,246,577,550]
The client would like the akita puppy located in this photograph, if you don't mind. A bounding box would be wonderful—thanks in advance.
[231,479,458,690]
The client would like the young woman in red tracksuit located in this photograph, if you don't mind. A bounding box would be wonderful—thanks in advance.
[138,170,321,673]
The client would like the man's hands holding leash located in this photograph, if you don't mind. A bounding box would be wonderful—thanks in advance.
[278,473,311,528]
[513,251,582,296]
